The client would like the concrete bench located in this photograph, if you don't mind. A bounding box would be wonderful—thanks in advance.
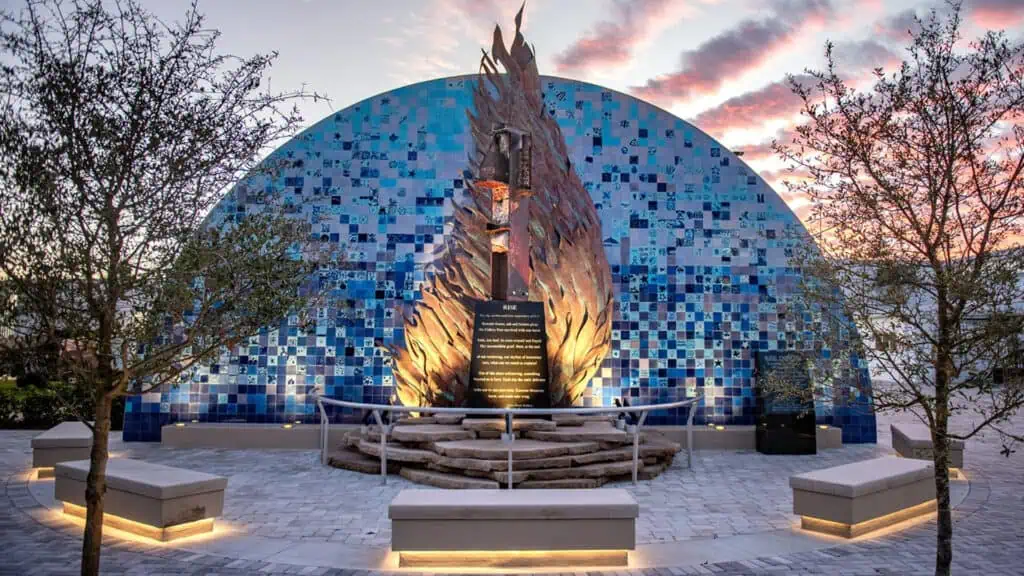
[55,458,227,542]
[31,422,92,477]
[389,488,638,568]
[790,456,935,538]
[892,423,964,470]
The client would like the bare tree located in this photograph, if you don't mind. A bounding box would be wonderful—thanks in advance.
[774,3,1024,574]
[0,1,332,574]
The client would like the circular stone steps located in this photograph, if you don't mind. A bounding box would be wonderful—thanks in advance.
[327,416,683,488]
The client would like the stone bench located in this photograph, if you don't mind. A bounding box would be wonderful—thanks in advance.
[31,422,92,477]
[389,488,637,568]
[790,456,935,538]
[892,423,964,470]
[55,458,227,542]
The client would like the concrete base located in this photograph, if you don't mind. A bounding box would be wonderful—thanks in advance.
[389,488,637,565]
[33,446,92,469]
[162,423,359,449]
[651,425,844,451]
[55,458,227,536]
[892,423,965,469]
[650,425,755,450]
[791,456,936,539]
[63,501,215,542]
[793,476,935,526]
[398,549,628,568]
[816,426,843,450]
[32,422,93,468]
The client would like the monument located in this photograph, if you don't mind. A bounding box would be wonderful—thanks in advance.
[754,350,817,455]
[468,127,551,409]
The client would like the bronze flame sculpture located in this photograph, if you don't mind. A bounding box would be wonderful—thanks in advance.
[389,6,613,408]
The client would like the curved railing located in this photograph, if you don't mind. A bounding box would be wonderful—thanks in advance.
[315,395,703,488]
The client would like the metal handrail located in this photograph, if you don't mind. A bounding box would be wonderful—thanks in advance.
[315,395,703,488]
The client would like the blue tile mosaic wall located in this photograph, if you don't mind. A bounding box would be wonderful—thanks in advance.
[123,75,876,443]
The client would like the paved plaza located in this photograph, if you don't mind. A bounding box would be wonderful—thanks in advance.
[1,410,1022,575]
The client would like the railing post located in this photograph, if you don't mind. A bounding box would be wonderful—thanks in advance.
[317,397,329,466]
[631,410,650,484]
[630,422,639,484]
[504,411,514,490]
[372,409,387,484]
[686,400,698,470]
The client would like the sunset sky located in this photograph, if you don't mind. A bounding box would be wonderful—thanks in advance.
[35,0,1024,221]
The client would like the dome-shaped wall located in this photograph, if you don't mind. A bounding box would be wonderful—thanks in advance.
[123,75,876,443]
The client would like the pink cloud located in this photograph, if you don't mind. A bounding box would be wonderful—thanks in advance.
[689,40,899,138]
[554,0,682,72]
[969,0,1024,28]
[690,76,810,137]
[631,0,833,105]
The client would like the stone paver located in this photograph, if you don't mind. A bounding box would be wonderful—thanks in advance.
[0,408,1021,574]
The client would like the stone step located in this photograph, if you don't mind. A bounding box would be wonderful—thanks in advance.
[461,418,557,433]
[391,424,475,443]
[400,467,500,489]
[433,413,466,425]
[327,448,397,475]
[392,416,437,426]
[357,440,437,464]
[519,459,636,481]
[342,431,363,449]
[570,446,635,466]
[518,478,603,489]
[431,438,600,460]
[525,425,634,445]
[551,414,617,427]
[431,454,507,472]
[640,434,682,456]
[639,463,667,480]
[487,469,532,484]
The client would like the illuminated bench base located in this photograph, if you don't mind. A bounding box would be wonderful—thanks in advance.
[63,502,215,542]
[791,456,935,539]
[399,549,628,568]
[389,488,637,568]
[800,499,937,538]
[55,458,227,543]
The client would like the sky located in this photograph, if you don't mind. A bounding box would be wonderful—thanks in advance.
[4,0,1022,220]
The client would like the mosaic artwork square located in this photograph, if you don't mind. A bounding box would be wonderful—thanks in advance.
[123,76,876,443]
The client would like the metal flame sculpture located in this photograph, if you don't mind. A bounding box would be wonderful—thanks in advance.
[390,6,613,408]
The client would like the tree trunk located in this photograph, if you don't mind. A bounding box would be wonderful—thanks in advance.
[933,415,953,576]
[80,390,113,576]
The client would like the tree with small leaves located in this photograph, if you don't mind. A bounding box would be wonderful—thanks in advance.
[774,3,1023,575]
[0,1,332,574]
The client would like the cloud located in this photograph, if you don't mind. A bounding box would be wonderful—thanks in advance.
[631,0,833,105]
[380,0,517,84]
[688,40,899,138]
[873,8,922,41]
[731,129,797,162]
[690,76,810,136]
[831,39,902,72]
[968,0,1024,29]
[553,0,686,72]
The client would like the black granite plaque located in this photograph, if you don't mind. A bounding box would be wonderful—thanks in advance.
[468,300,550,409]
[754,350,816,455]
